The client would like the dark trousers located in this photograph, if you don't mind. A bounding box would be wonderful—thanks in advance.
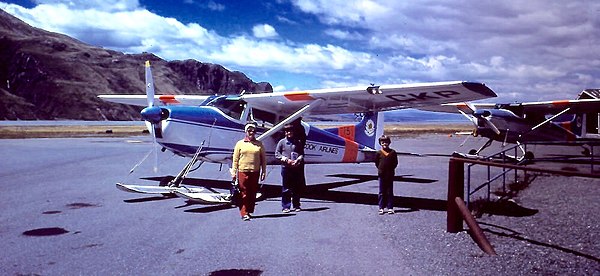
[238,171,259,216]
[378,173,394,209]
[281,166,305,209]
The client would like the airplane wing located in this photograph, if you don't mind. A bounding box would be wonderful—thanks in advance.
[519,98,600,114]
[98,94,210,106]
[242,81,496,116]
[420,98,600,114]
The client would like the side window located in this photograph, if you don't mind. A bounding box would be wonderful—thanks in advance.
[250,108,277,128]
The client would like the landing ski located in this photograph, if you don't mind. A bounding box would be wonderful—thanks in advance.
[116,183,207,194]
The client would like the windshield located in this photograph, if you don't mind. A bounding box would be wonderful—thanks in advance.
[206,96,245,120]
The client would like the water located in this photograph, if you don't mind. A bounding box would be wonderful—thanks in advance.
[0,110,466,125]
[0,120,145,126]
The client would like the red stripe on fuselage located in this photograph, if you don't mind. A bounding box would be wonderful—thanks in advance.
[560,121,576,141]
[342,140,359,162]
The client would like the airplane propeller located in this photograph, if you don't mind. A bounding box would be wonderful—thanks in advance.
[455,102,501,136]
[473,110,501,136]
[141,61,160,173]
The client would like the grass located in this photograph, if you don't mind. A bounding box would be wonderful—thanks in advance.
[0,125,149,139]
[0,122,472,139]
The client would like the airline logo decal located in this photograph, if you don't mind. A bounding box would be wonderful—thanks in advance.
[364,119,375,137]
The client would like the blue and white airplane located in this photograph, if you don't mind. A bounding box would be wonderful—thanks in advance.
[423,91,600,159]
[99,61,497,203]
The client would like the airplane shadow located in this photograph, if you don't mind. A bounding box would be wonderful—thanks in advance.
[134,173,446,213]
[250,213,296,219]
[479,222,600,262]
[183,203,235,213]
[481,200,538,217]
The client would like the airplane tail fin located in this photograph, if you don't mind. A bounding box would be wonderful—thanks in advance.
[561,113,584,137]
[324,112,384,150]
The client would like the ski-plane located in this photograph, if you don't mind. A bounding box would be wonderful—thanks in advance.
[98,61,497,204]
[422,90,600,159]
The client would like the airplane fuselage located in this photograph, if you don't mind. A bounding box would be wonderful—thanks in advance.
[151,105,375,165]
[477,109,577,143]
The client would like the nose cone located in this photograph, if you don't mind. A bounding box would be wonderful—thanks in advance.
[141,106,165,123]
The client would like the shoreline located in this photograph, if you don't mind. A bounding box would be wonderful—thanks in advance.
[0,122,472,139]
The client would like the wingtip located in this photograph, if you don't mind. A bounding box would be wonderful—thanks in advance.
[462,82,497,98]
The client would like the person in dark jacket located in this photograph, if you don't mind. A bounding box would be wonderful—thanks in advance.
[275,124,305,212]
[374,135,398,215]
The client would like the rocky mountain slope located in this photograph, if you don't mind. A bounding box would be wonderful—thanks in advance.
[0,9,272,120]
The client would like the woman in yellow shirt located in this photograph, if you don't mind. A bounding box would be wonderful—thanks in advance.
[231,122,267,221]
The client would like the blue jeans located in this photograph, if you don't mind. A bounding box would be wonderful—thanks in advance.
[281,166,305,209]
[378,174,394,209]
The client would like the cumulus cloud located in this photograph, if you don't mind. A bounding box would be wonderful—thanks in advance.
[1,0,599,101]
[33,0,139,12]
[290,0,600,100]
[252,24,278,38]
[324,29,364,40]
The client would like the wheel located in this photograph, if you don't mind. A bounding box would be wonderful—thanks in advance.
[582,148,591,156]
[524,151,534,160]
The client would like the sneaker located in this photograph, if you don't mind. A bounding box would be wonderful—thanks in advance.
[242,215,251,221]
[282,208,291,213]
[248,213,253,218]
[387,209,395,214]
[378,209,384,215]
[294,207,301,212]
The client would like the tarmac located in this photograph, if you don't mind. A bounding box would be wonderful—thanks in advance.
[0,134,598,275]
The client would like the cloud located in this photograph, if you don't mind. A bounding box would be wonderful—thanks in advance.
[324,29,364,40]
[1,0,599,101]
[206,1,225,11]
[289,0,600,100]
[33,0,139,12]
[252,24,278,38]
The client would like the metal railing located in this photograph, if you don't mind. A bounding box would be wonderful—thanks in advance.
[447,148,600,233]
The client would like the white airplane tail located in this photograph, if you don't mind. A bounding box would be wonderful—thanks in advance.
[324,112,384,150]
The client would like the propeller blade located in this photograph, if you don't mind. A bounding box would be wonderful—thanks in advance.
[152,134,158,173]
[482,116,501,135]
[145,60,155,108]
[143,121,159,173]
[456,102,478,128]
[458,110,478,127]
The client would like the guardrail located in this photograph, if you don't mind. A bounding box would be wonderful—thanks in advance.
[447,156,600,233]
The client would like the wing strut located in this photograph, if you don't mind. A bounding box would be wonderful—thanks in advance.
[531,107,571,131]
[257,99,324,141]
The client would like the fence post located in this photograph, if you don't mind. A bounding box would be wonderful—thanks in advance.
[447,158,464,233]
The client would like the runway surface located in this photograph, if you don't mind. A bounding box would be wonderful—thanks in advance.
[1,135,598,275]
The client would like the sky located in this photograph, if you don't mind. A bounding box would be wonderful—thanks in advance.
[1,0,599,102]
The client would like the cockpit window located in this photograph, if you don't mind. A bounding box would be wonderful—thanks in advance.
[206,96,245,120]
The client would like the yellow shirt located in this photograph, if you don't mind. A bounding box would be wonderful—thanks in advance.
[232,139,267,173]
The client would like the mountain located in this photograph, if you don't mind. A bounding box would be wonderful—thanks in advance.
[0,9,272,120]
